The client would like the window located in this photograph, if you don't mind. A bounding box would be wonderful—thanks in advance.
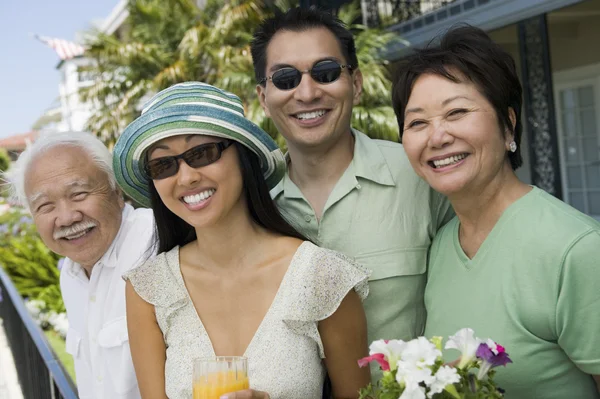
[555,77,600,220]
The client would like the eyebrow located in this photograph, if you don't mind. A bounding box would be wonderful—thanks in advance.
[405,95,473,116]
[268,57,341,73]
[28,192,47,206]
[148,135,192,157]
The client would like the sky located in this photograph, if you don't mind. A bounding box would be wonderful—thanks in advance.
[0,0,118,138]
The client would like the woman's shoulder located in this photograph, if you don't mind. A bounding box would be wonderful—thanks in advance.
[509,187,600,242]
[296,240,368,270]
[123,246,184,307]
[284,241,370,309]
[279,242,369,358]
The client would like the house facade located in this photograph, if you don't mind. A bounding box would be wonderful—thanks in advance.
[367,0,600,220]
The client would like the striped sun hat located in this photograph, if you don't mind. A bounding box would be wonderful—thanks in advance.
[112,82,286,207]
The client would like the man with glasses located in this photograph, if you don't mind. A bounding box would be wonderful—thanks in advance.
[6,132,154,399]
[251,7,453,381]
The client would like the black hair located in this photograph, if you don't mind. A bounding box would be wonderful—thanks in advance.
[149,142,306,254]
[391,24,523,170]
[251,6,359,85]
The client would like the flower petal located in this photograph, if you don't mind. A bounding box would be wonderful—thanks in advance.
[357,353,390,371]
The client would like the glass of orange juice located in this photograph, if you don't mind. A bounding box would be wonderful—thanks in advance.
[193,356,249,399]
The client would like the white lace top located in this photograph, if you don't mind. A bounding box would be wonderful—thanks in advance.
[124,241,369,399]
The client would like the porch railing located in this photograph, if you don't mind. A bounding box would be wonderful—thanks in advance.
[364,0,458,28]
[0,267,78,399]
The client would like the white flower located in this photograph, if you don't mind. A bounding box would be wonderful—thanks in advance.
[396,360,434,386]
[25,299,46,321]
[445,328,482,368]
[485,338,499,355]
[396,363,429,399]
[402,337,442,369]
[427,366,460,398]
[48,312,69,338]
[369,339,406,371]
[25,299,45,313]
[400,385,426,399]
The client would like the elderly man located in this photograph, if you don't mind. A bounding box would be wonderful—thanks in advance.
[8,132,155,399]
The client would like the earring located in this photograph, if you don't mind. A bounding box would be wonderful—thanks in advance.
[509,141,517,153]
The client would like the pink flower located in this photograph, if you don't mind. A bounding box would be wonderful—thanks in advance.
[358,353,390,371]
[357,339,406,372]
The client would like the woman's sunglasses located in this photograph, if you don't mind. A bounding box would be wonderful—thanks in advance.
[260,60,353,91]
[144,141,233,180]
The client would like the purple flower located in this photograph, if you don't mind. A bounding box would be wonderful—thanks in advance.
[476,341,512,379]
[0,286,3,303]
[19,216,32,225]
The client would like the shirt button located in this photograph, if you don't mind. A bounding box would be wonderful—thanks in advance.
[89,295,96,302]
[304,215,311,222]
[356,184,362,189]
[96,375,103,383]
[91,337,97,345]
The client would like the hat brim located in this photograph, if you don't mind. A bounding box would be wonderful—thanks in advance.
[113,104,285,208]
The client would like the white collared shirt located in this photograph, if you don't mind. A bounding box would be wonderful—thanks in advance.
[61,204,155,399]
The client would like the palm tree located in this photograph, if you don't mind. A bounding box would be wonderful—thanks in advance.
[81,0,401,147]
[81,0,201,145]
[338,2,402,141]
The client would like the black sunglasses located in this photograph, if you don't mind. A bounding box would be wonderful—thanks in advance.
[260,60,353,91]
[144,141,233,180]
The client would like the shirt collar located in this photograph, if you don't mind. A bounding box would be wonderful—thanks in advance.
[271,129,396,199]
[351,128,396,186]
[64,203,134,276]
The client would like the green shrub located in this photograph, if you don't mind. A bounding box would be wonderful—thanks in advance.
[0,208,64,313]
[0,148,10,172]
[0,235,61,299]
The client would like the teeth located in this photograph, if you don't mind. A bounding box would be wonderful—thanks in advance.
[55,222,96,240]
[183,189,215,205]
[65,228,92,240]
[432,154,467,168]
[296,110,326,120]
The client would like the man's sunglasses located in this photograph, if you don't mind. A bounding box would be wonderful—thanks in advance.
[144,141,233,180]
[260,60,353,91]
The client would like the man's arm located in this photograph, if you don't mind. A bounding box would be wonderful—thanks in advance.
[430,188,454,232]
[594,375,600,392]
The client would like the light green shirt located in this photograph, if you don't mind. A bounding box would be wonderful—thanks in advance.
[424,187,600,399]
[272,130,453,346]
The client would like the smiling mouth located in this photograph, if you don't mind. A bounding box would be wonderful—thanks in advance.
[62,226,95,241]
[181,189,215,205]
[429,153,468,169]
[293,109,328,121]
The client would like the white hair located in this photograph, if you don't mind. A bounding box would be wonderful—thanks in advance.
[4,132,117,212]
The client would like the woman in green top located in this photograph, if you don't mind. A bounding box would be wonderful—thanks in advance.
[391,25,600,399]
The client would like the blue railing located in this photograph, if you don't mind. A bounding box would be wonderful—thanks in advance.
[0,267,78,399]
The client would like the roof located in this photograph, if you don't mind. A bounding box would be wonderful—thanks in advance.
[0,131,39,151]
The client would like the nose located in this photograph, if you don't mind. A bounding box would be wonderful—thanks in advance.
[176,159,202,187]
[293,73,322,103]
[428,119,454,149]
[55,202,83,227]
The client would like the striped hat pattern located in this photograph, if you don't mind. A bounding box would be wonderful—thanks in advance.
[113,82,286,207]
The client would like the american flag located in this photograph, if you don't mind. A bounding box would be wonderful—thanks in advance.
[34,35,86,60]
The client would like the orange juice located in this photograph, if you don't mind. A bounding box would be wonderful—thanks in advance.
[193,370,249,399]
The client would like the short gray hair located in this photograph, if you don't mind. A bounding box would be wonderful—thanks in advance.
[5,132,117,211]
